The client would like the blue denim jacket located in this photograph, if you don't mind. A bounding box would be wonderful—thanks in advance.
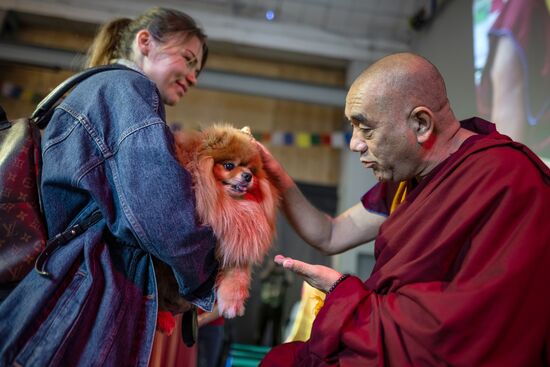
[0,67,218,366]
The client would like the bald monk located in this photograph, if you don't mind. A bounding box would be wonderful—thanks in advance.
[258,52,550,366]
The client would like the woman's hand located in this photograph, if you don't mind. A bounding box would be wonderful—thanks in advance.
[273,255,342,293]
[197,304,220,328]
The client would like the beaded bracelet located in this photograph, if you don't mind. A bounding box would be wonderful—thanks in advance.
[326,273,350,295]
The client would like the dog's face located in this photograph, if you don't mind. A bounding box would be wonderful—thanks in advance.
[197,124,265,200]
[173,123,280,318]
[213,159,256,198]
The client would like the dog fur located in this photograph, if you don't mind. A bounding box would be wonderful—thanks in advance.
[171,123,279,318]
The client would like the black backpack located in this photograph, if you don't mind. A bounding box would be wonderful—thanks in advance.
[0,64,130,300]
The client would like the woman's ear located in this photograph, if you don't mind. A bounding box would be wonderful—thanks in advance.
[410,106,434,145]
[136,29,152,56]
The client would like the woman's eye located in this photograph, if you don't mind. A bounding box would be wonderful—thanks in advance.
[223,162,235,170]
[182,54,197,67]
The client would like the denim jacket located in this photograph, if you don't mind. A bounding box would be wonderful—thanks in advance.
[0,66,218,366]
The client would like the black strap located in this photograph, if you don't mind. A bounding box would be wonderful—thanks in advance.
[31,64,133,128]
[0,104,7,123]
[35,210,103,278]
[181,306,198,347]
[0,105,10,131]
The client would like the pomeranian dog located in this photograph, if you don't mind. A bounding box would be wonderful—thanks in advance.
[155,123,279,332]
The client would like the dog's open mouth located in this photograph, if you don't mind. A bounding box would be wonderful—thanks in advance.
[224,181,250,197]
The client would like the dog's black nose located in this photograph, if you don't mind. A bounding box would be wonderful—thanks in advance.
[242,172,252,182]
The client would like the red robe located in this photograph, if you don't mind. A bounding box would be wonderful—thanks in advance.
[261,118,550,366]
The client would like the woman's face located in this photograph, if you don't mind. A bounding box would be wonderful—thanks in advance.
[140,33,204,106]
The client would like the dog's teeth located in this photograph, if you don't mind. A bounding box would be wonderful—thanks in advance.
[229,183,248,194]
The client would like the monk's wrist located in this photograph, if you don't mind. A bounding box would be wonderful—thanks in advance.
[326,273,350,295]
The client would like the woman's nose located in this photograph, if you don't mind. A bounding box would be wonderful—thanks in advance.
[186,72,197,86]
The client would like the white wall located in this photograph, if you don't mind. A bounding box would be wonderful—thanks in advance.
[411,0,478,121]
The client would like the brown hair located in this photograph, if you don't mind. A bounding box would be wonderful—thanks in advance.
[86,7,208,69]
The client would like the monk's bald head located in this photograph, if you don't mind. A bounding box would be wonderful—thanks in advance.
[346,53,466,182]
[346,53,449,122]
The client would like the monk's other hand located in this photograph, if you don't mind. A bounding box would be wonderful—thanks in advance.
[274,254,342,293]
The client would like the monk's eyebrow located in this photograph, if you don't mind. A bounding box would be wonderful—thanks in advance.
[349,113,366,124]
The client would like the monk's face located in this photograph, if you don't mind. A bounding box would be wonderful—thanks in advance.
[346,85,421,182]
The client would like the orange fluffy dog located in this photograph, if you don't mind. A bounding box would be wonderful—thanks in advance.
[172,123,279,318]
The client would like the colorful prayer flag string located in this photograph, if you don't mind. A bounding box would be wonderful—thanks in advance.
[252,130,352,149]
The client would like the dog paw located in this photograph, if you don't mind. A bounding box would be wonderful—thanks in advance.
[218,299,245,319]
[217,285,248,318]
[217,273,250,318]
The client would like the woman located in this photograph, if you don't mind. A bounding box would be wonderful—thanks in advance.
[0,7,218,366]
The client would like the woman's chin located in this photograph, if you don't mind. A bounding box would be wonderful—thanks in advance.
[162,92,182,106]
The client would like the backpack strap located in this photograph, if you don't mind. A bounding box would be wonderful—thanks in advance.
[35,210,103,278]
[0,105,7,123]
[31,64,135,128]
[0,105,9,131]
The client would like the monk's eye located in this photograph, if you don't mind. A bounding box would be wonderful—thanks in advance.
[223,162,235,171]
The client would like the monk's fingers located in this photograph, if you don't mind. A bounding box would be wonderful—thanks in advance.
[274,255,320,279]
[255,140,271,160]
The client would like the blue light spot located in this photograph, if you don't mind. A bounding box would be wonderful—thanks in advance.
[265,10,275,21]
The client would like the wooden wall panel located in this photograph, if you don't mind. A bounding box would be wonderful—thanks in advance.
[167,89,278,131]
[166,89,344,185]
[0,64,72,119]
[15,26,95,52]
[206,53,344,86]
[268,145,341,185]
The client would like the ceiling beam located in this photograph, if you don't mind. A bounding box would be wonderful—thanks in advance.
[0,42,347,107]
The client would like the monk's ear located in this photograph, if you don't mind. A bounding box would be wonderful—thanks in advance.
[409,106,433,145]
[136,29,152,56]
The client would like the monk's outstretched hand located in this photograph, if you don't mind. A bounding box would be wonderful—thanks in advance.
[274,254,342,293]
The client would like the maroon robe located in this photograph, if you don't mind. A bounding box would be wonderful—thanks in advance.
[261,118,550,366]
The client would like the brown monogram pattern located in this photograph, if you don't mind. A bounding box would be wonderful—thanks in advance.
[0,118,47,283]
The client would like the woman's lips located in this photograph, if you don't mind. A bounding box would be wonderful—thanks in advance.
[176,81,187,95]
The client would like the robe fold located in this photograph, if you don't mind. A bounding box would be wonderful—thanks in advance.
[261,118,550,367]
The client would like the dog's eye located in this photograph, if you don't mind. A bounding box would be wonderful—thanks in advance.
[223,162,235,171]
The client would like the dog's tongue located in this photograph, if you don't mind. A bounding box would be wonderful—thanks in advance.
[233,184,248,193]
